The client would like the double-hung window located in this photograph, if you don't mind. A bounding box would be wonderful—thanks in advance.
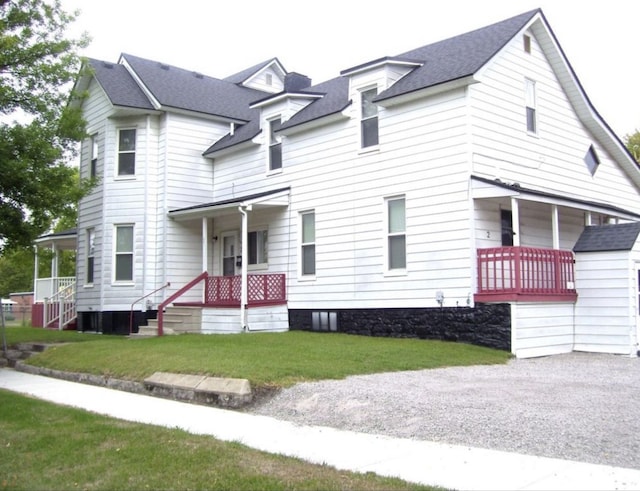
[360,87,379,148]
[248,229,268,267]
[86,228,95,284]
[525,79,537,134]
[386,197,406,270]
[90,135,98,178]
[114,225,134,282]
[268,117,282,171]
[301,211,315,276]
[118,129,136,176]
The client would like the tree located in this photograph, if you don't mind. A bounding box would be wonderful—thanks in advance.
[624,130,640,163]
[0,0,90,252]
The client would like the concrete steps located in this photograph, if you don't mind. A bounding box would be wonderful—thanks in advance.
[132,306,202,337]
[0,342,58,367]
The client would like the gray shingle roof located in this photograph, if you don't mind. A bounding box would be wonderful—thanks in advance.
[573,223,640,252]
[89,59,155,110]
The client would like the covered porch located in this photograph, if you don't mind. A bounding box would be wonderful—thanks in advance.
[157,187,291,335]
[32,229,77,329]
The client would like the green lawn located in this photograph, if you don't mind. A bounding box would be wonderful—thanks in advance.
[0,390,439,491]
[9,328,511,388]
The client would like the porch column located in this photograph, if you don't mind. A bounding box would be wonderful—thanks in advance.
[239,205,251,330]
[551,204,560,249]
[33,246,39,301]
[510,197,520,247]
[201,217,208,272]
[51,244,58,278]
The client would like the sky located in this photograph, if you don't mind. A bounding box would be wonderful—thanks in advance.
[60,0,640,139]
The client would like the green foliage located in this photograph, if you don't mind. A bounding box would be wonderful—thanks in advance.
[0,0,91,251]
[624,129,640,163]
[0,247,33,296]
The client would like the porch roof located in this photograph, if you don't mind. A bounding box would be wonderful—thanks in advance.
[168,187,290,220]
[470,175,640,221]
[34,229,77,250]
[573,222,640,252]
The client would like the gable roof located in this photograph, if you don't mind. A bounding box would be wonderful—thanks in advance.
[223,58,285,85]
[573,223,640,252]
[87,59,155,111]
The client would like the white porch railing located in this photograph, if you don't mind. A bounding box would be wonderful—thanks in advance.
[35,276,75,303]
[42,280,76,330]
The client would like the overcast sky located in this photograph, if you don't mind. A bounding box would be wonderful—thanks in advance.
[60,0,639,139]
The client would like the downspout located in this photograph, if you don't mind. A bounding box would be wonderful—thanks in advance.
[239,204,251,331]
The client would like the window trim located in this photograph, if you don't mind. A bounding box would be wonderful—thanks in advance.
[113,224,134,284]
[86,228,95,285]
[267,117,282,173]
[90,134,98,179]
[117,128,136,177]
[359,86,379,150]
[247,228,269,270]
[300,210,316,279]
[384,196,407,275]
[525,78,537,135]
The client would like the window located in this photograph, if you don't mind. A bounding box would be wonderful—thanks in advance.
[248,229,268,266]
[90,135,98,178]
[268,117,282,171]
[386,197,406,270]
[301,211,315,275]
[525,79,537,134]
[86,228,95,284]
[360,87,379,148]
[523,34,531,54]
[584,145,600,175]
[114,225,134,282]
[118,129,136,176]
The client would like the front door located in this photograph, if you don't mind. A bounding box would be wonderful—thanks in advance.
[222,233,238,276]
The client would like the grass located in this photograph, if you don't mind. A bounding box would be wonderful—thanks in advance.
[1,327,504,490]
[0,390,439,491]
[9,328,512,388]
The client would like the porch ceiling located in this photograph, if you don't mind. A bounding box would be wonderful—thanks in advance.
[471,175,640,221]
[168,187,290,221]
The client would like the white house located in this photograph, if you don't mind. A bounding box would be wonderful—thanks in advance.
[39,8,640,358]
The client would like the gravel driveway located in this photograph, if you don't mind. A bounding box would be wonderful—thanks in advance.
[248,352,640,470]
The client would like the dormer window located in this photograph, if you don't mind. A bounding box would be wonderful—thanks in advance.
[268,117,282,171]
[360,87,379,148]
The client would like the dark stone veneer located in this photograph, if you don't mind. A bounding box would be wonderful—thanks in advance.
[289,303,511,351]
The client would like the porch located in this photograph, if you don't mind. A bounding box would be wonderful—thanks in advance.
[31,276,77,329]
[475,246,577,303]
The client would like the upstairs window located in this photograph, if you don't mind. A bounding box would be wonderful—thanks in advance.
[301,211,315,276]
[585,145,600,175]
[268,117,282,171]
[114,224,134,282]
[386,197,406,270]
[90,134,98,178]
[360,87,379,148]
[118,129,136,176]
[86,228,95,284]
[248,229,268,267]
[525,79,537,134]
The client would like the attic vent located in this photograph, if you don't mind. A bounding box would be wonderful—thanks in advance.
[193,72,204,79]
[523,34,531,53]
[102,62,114,69]
[159,63,170,70]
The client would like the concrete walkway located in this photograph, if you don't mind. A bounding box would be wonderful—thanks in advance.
[1,368,639,491]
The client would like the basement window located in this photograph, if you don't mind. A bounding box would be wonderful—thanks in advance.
[311,311,338,332]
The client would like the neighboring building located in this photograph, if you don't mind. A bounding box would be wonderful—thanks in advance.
[8,292,33,325]
[58,9,640,357]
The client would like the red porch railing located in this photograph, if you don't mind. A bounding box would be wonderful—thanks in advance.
[475,247,577,302]
[204,274,286,307]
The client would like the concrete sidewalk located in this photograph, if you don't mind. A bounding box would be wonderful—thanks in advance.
[1,368,639,491]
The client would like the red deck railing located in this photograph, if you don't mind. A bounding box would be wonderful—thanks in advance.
[476,247,577,302]
[204,274,286,307]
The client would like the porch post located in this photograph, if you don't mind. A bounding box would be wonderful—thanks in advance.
[510,197,520,247]
[33,246,39,301]
[51,243,58,278]
[201,217,209,273]
[239,205,251,330]
[551,205,560,249]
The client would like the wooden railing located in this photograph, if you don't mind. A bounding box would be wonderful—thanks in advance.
[476,247,577,302]
[204,274,286,306]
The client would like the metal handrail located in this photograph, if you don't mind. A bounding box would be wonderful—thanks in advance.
[129,282,171,334]
[157,272,208,336]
